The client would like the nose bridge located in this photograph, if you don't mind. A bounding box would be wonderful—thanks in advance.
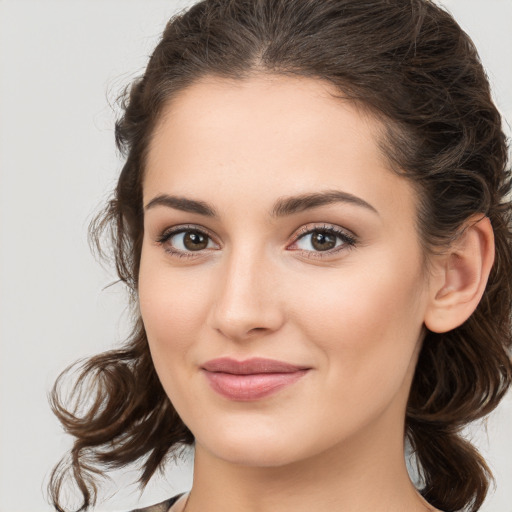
[208,241,283,340]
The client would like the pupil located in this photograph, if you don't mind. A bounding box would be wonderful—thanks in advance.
[184,231,208,250]
[312,231,336,251]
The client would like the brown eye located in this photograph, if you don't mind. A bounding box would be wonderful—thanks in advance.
[310,231,337,251]
[183,231,209,250]
[290,226,357,255]
[159,228,217,254]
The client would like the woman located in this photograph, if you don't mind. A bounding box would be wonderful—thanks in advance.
[48,0,512,511]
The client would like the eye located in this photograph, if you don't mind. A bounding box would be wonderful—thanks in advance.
[157,226,219,257]
[289,225,357,256]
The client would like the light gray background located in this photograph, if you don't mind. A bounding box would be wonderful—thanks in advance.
[0,1,511,511]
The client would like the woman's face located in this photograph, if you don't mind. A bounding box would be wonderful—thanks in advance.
[139,74,432,467]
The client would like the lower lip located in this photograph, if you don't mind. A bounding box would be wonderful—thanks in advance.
[203,370,309,401]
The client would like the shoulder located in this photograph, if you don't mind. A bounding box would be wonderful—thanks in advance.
[130,493,184,512]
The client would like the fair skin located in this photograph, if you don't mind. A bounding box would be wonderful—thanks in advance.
[138,74,494,512]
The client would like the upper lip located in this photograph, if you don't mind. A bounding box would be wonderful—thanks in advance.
[201,357,310,375]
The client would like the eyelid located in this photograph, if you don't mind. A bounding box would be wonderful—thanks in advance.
[156,223,218,242]
[154,222,357,259]
[292,223,356,240]
[287,223,358,257]
[156,224,220,258]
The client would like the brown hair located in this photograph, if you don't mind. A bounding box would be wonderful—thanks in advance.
[48,1,512,511]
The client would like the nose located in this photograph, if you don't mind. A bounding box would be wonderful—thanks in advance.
[206,247,285,342]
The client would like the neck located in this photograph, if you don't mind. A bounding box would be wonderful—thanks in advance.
[185,410,435,512]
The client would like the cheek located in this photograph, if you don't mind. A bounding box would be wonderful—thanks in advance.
[138,250,210,358]
[138,261,212,416]
[290,249,427,392]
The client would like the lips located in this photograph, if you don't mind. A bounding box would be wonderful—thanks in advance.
[201,357,310,401]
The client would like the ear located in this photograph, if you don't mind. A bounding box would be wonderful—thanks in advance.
[424,215,495,334]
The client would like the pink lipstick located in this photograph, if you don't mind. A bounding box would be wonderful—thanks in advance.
[201,357,310,401]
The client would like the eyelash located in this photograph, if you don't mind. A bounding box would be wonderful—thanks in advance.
[155,223,357,260]
[291,224,357,259]
[156,224,217,260]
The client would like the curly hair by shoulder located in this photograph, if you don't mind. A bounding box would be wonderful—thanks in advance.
[48,1,512,511]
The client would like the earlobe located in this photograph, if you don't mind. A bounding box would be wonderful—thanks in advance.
[424,215,495,334]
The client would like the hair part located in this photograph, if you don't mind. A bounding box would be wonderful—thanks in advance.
[49,1,512,511]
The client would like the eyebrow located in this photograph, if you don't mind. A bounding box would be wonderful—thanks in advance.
[145,195,217,216]
[144,190,378,217]
[270,190,378,217]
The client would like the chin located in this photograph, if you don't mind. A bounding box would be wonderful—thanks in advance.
[193,420,311,467]
[204,438,303,468]
[192,412,348,470]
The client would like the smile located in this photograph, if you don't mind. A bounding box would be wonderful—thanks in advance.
[201,357,311,401]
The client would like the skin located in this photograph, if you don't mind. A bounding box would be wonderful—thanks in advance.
[138,73,450,512]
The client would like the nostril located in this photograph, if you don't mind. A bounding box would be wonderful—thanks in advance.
[247,327,267,335]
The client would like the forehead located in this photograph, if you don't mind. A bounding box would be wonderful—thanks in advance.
[144,74,415,222]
